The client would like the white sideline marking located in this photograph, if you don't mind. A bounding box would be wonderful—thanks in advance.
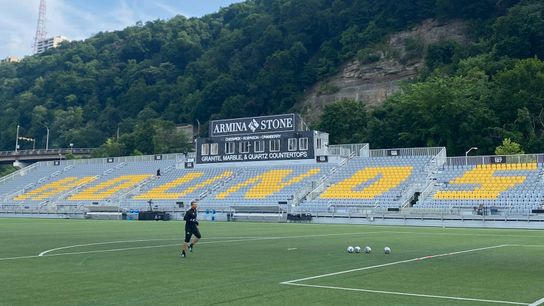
[36,231,392,257]
[0,255,43,261]
[1,238,264,261]
[37,236,264,257]
[38,239,182,257]
[281,244,508,284]
[285,283,528,305]
[508,244,544,248]
[0,231,395,261]
[529,297,544,306]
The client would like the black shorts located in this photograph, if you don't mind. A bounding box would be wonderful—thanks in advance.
[184,227,201,243]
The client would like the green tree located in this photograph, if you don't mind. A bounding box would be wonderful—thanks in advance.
[368,70,497,155]
[0,165,17,177]
[92,138,126,157]
[318,99,368,144]
[491,58,544,152]
[0,0,534,156]
[491,1,544,59]
[495,138,525,155]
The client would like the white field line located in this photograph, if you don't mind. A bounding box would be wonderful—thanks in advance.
[0,230,398,262]
[529,297,544,306]
[285,283,528,306]
[281,244,508,284]
[37,236,266,256]
[281,244,544,305]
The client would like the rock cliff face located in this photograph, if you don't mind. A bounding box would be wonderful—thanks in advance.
[299,19,469,123]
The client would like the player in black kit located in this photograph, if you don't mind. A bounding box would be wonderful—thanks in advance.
[181,201,201,258]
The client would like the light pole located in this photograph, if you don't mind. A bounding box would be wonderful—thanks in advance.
[15,125,20,152]
[465,147,478,166]
[69,143,74,154]
[40,123,49,150]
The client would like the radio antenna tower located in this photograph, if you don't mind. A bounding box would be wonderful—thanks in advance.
[33,0,47,53]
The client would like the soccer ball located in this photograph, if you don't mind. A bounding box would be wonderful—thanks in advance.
[354,246,361,253]
[384,247,391,254]
[363,246,372,254]
[347,246,355,253]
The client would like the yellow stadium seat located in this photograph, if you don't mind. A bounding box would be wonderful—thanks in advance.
[320,166,412,200]
[15,177,97,201]
[216,168,320,200]
[434,164,538,200]
[69,175,151,201]
[137,170,233,200]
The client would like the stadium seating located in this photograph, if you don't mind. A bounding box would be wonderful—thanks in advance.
[14,176,97,201]
[68,174,152,201]
[133,170,234,200]
[2,150,543,216]
[61,159,175,203]
[2,162,123,204]
[2,159,333,211]
[416,163,544,213]
[300,156,432,212]
[199,165,333,209]
[124,167,237,210]
[2,159,175,204]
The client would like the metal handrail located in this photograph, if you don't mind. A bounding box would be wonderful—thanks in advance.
[447,153,544,166]
[0,148,93,156]
[370,146,446,157]
[0,162,40,185]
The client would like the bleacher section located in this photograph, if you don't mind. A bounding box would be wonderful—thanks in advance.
[2,162,118,204]
[125,167,237,210]
[300,156,432,212]
[65,159,174,203]
[0,159,335,212]
[1,159,175,207]
[1,150,544,217]
[417,163,544,213]
[199,165,333,209]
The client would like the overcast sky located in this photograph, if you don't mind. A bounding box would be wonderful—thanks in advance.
[0,0,243,59]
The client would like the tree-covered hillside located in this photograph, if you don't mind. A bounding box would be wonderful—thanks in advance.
[0,0,542,156]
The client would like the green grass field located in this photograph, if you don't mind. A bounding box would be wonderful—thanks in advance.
[1,219,543,306]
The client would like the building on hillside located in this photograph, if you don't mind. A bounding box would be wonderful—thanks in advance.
[1,56,20,63]
[35,36,68,54]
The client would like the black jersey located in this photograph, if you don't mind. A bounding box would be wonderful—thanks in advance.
[184,208,199,231]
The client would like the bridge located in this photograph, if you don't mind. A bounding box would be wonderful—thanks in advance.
[0,148,94,166]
